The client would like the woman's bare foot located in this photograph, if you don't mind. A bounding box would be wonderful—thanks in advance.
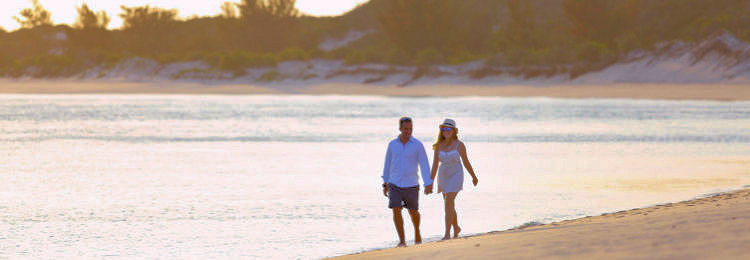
[397,242,407,247]
[442,235,451,240]
[453,226,461,238]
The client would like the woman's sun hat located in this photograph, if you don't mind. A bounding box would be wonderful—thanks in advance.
[440,118,457,128]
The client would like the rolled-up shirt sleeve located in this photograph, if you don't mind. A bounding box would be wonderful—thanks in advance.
[382,143,392,184]
[418,144,433,186]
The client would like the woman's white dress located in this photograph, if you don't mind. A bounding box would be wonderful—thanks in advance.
[437,147,463,193]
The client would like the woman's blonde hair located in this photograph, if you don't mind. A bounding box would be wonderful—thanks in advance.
[432,126,459,150]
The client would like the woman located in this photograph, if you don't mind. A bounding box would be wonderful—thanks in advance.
[430,118,478,240]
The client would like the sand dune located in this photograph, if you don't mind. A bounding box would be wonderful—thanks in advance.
[336,188,750,259]
[4,32,750,100]
[11,32,750,87]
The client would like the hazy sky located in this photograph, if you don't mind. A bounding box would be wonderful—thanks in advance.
[0,0,369,31]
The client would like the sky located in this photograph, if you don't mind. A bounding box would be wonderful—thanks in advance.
[0,0,369,31]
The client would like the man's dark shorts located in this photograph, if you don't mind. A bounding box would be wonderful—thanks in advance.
[388,184,419,210]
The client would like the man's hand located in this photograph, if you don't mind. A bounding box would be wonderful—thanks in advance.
[472,176,479,186]
[424,184,433,195]
[383,184,389,197]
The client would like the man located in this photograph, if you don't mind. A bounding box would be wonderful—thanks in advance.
[382,116,434,247]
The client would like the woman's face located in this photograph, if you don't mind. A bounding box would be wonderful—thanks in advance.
[441,126,453,139]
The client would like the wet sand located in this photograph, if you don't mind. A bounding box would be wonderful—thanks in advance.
[336,188,750,259]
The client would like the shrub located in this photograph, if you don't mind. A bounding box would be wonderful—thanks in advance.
[184,51,206,62]
[575,41,613,62]
[278,47,309,61]
[447,50,482,65]
[344,50,367,65]
[415,48,444,65]
[101,52,126,68]
[154,53,179,64]
[171,68,217,79]
[214,51,277,70]
[258,69,284,82]
[383,48,410,65]
[8,54,85,77]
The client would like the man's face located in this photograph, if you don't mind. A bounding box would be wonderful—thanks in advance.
[400,122,413,139]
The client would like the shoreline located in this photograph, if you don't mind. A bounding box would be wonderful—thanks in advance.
[1,79,749,101]
[335,187,750,259]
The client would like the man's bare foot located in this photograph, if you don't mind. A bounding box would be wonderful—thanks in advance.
[453,226,461,238]
[415,233,421,244]
[442,235,451,240]
[397,242,407,247]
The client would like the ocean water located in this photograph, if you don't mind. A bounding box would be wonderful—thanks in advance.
[1,94,749,259]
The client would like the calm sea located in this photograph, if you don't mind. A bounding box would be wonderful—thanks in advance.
[1,94,749,259]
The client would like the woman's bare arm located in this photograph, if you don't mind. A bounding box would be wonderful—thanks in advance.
[458,141,478,185]
[431,146,439,180]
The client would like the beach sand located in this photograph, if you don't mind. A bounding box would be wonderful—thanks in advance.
[1,79,749,100]
[336,188,750,259]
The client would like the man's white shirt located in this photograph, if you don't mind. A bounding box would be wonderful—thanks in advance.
[382,136,433,188]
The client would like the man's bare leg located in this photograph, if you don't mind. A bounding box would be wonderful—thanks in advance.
[392,208,406,246]
[408,209,422,244]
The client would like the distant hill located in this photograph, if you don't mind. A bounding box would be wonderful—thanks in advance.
[0,0,748,81]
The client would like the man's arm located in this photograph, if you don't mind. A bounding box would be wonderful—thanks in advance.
[382,143,392,184]
[418,143,433,188]
[382,143,392,197]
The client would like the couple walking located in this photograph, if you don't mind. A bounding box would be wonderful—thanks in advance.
[382,117,479,246]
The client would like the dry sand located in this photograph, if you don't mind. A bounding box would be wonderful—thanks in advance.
[1,79,749,100]
[336,188,750,259]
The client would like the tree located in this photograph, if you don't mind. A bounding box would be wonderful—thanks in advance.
[221,2,238,18]
[377,0,460,54]
[70,4,113,53]
[562,0,609,41]
[497,0,537,49]
[118,5,179,53]
[236,0,298,20]
[13,0,52,29]
[563,0,641,44]
[119,5,178,30]
[74,3,110,29]
[231,0,302,52]
[376,0,499,60]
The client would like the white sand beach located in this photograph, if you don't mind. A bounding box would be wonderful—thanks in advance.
[337,188,750,259]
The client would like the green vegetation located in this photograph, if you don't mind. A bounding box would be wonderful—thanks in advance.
[258,69,284,82]
[13,0,52,29]
[171,68,219,80]
[75,4,110,29]
[1,0,749,78]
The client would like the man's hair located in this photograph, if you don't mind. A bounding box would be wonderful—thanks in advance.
[399,117,412,128]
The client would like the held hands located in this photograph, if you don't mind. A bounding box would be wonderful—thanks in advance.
[425,184,433,195]
[383,183,436,196]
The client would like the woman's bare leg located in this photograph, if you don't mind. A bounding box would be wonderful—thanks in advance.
[443,192,458,239]
[452,192,461,238]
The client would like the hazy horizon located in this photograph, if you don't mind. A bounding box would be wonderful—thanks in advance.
[0,0,368,31]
